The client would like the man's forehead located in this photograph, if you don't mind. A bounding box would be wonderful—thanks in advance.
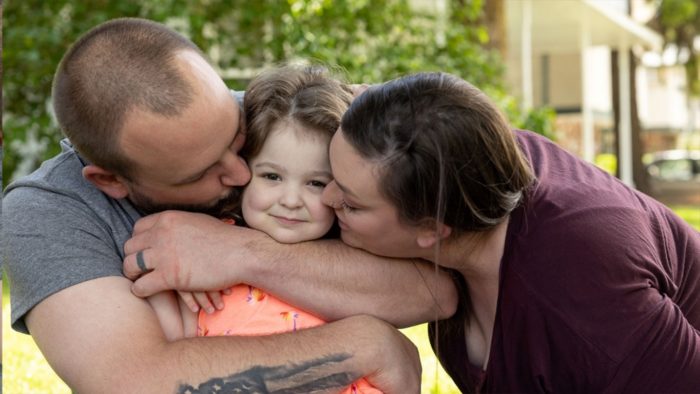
[120,92,240,185]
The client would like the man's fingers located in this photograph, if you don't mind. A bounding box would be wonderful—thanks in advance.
[123,248,156,279]
[123,212,165,256]
[130,272,164,298]
[131,212,162,235]
[123,249,145,280]
[123,232,148,257]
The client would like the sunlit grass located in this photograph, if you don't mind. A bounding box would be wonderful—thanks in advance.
[670,205,700,230]
[401,325,462,394]
[2,281,70,394]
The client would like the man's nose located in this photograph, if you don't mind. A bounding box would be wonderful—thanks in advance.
[220,153,250,186]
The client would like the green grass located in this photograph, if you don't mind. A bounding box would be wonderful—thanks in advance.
[3,282,70,393]
[594,153,617,175]
[401,325,462,394]
[4,205,697,393]
[670,205,700,230]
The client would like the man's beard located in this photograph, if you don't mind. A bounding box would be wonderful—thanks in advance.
[129,187,242,219]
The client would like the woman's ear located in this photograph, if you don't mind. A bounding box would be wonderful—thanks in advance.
[82,165,130,199]
[416,220,452,248]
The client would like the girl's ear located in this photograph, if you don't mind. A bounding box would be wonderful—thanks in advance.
[82,165,130,199]
[416,220,452,248]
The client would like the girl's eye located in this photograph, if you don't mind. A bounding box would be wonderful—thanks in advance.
[261,173,281,181]
[309,180,327,188]
[340,200,357,212]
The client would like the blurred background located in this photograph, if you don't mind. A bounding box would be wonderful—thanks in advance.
[3,0,699,392]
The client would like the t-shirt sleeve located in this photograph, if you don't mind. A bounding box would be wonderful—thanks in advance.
[231,89,244,106]
[3,186,125,333]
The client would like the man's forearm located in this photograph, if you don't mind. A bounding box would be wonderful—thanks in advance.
[241,238,458,327]
[27,277,419,393]
[160,322,369,394]
[124,211,457,326]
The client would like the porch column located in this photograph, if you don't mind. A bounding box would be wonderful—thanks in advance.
[618,39,634,186]
[580,8,595,162]
[521,0,533,110]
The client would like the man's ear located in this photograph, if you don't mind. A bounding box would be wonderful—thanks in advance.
[416,220,452,249]
[82,165,130,199]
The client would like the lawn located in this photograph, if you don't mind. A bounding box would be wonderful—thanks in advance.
[2,282,70,394]
[670,205,700,230]
[4,205,698,393]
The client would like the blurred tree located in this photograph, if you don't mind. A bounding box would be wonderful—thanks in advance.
[3,0,554,186]
[3,1,153,186]
[649,0,700,97]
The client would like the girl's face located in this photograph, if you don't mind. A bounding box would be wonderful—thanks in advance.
[241,121,335,244]
[322,130,427,258]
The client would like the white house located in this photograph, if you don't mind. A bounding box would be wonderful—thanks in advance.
[504,0,664,186]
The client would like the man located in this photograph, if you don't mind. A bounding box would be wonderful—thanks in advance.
[3,18,456,393]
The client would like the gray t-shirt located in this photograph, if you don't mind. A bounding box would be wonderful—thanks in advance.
[3,139,143,333]
[3,91,244,334]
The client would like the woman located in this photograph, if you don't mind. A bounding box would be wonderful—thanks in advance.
[321,72,700,393]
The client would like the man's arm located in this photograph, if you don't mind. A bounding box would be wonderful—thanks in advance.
[27,276,420,393]
[123,211,458,327]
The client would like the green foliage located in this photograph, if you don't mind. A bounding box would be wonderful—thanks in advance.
[652,0,700,96]
[3,0,553,187]
[3,1,155,186]
[489,88,558,141]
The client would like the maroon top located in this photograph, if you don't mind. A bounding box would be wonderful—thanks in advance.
[430,130,700,393]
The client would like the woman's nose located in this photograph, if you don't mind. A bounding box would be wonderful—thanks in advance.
[321,180,341,209]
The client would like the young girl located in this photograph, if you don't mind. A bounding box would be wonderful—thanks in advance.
[195,65,381,394]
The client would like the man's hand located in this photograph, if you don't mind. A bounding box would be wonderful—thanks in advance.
[26,277,422,393]
[123,210,272,297]
[352,316,422,393]
[123,210,458,328]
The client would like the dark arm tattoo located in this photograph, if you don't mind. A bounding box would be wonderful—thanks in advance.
[177,353,358,394]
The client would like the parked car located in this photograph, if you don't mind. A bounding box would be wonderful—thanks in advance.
[645,150,700,206]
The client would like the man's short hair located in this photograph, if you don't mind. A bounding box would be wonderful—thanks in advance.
[52,18,203,179]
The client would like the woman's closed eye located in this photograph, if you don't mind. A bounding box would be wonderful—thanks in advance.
[340,200,358,212]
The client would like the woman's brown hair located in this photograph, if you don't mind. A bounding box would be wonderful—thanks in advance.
[340,72,534,235]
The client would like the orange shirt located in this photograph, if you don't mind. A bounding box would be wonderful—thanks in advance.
[199,284,382,394]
